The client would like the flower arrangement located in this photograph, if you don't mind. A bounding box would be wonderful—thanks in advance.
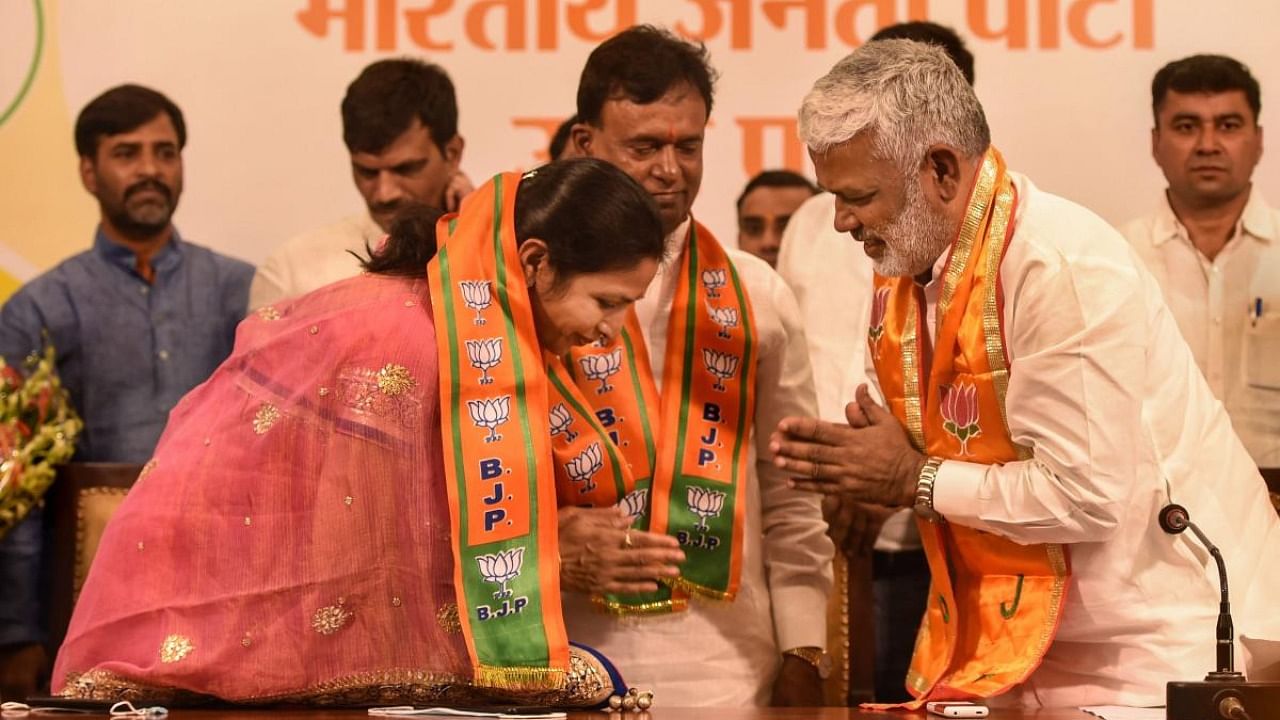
[0,345,82,540]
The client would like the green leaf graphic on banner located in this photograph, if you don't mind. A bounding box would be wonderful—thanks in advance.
[0,0,44,128]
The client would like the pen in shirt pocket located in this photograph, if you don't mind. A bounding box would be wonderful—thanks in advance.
[1251,297,1263,327]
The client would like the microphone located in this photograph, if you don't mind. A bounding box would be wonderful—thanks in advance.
[1160,503,1280,720]
[1158,503,1236,677]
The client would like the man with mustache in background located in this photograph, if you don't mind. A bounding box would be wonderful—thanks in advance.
[0,84,252,699]
[1121,55,1280,490]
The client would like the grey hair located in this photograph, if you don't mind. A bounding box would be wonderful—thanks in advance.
[799,39,990,170]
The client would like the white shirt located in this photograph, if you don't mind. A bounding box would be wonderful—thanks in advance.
[1120,188,1280,468]
[903,173,1280,708]
[562,219,834,707]
[249,213,384,310]
[775,192,918,552]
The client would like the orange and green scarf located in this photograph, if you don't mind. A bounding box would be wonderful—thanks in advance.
[428,172,569,691]
[867,149,1071,708]
[553,221,758,613]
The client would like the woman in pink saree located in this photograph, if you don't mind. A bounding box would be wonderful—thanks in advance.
[52,160,668,707]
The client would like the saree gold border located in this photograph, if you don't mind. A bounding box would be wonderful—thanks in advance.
[937,152,998,321]
[901,302,925,449]
[61,665,570,704]
[61,669,186,702]
[981,180,1029,459]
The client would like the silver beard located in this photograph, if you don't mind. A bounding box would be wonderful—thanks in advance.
[861,176,952,277]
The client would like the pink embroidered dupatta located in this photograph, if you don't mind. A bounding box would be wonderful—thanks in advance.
[52,274,476,703]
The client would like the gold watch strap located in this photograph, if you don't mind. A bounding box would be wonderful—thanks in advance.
[914,455,944,522]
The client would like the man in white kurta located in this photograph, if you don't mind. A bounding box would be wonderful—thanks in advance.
[893,170,1280,707]
[563,219,834,706]
[564,26,833,707]
[1120,54,1280,476]
[776,194,875,423]
[251,213,383,309]
[776,40,1280,709]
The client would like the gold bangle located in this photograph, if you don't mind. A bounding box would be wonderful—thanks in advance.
[914,456,944,522]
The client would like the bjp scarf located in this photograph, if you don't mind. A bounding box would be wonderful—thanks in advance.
[867,149,1071,707]
[429,172,569,691]
[552,221,758,614]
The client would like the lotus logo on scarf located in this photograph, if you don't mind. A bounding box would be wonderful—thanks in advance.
[687,486,726,532]
[548,403,578,443]
[465,338,503,385]
[618,488,649,523]
[702,349,740,392]
[701,269,727,299]
[466,396,511,443]
[705,301,739,339]
[458,280,493,325]
[868,286,891,358]
[564,443,604,493]
[939,381,982,456]
[579,348,622,394]
[476,547,524,599]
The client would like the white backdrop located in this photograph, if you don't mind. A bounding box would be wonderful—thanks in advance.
[2,0,1278,287]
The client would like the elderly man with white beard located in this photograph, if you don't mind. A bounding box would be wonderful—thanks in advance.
[769,39,1280,708]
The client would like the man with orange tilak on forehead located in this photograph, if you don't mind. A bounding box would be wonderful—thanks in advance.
[559,25,834,708]
[772,39,1280,708]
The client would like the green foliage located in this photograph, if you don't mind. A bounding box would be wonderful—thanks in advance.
[0,343,82,540]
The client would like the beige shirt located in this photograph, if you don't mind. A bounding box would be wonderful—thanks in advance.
[913,173,1280,707]
[249,213,384,311]
[1120,188,1280,468]
[562,219,834,707]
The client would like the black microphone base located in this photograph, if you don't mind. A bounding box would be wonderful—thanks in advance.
[1166,679,1280,719]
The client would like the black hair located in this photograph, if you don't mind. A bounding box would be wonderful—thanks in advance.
[576,25,717,126]
[359,205,445,277]
[548,114,578,161]
[736,170,818,211]
[1152,54,1261,125]
[362,158,664,279]
[74,84,186,158]
[342,58,458,154]
[870,21,975,86]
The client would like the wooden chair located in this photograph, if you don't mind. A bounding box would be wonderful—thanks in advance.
[1264,469,1280,517]
[44,462,144,655]
[824,551,876,705]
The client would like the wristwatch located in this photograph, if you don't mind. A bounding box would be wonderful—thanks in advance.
[782,646,832,679]
[914,456,945,522]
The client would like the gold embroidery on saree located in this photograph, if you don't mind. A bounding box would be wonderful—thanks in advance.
[376,363,416,396]
[336,366,421,430]
[312,602,353,635]
[61,649,614,707]
[159,634,194,663]
[252,404,280,435]
[436,603,462,634]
